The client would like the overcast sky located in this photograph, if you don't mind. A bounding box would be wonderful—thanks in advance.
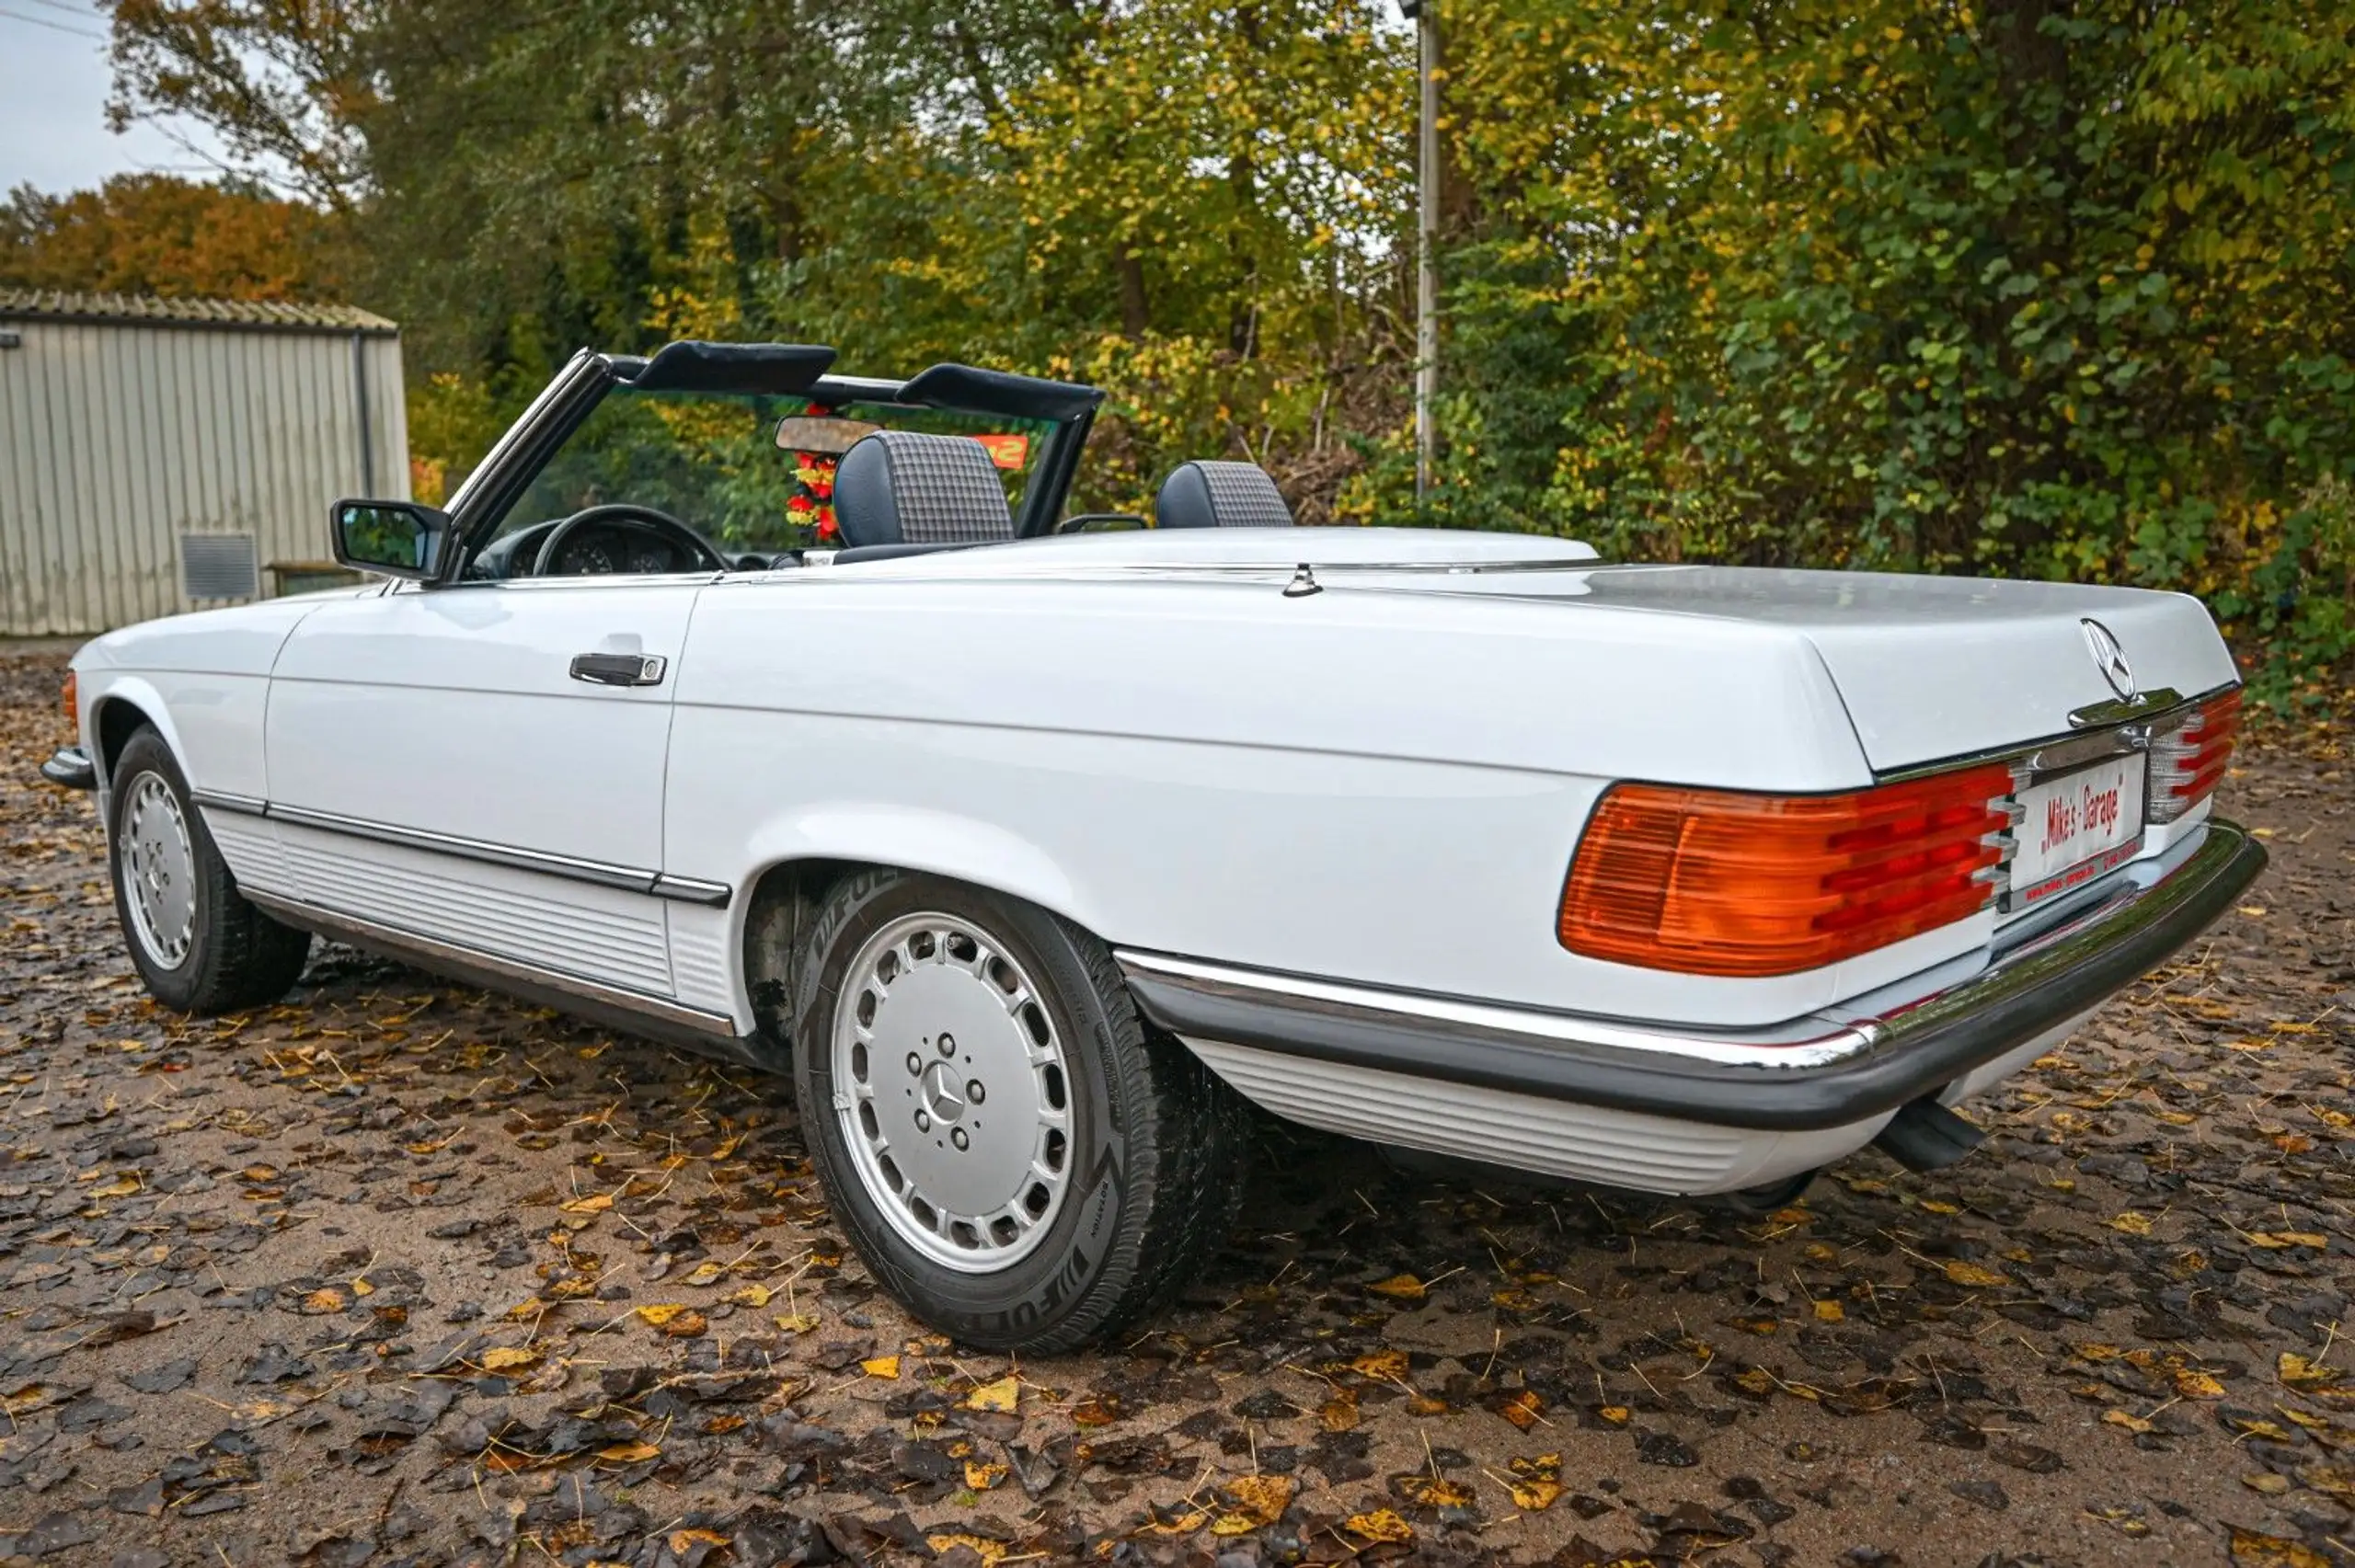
[1,5,234,197]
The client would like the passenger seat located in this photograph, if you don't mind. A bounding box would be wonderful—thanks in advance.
[1154,461,1294,528]
[832,430,1017,561]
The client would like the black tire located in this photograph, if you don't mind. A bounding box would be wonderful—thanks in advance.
[108,727,311,1013]
[792,869,1245,1352]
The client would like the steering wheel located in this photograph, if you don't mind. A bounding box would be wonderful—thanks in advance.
[529,503,727,577]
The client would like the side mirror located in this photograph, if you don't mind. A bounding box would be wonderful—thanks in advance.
[329,498,454,580]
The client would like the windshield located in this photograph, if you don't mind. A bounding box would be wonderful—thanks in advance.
[483,383,1061,557]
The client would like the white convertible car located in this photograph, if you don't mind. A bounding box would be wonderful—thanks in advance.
[46,341,2264,1351]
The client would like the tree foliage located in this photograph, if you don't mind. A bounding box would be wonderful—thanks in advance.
[1421,0,2355,698]
[63,0,2355,696]
[0,175,340,300]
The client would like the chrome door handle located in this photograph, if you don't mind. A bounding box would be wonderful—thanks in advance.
[569,652,667,687]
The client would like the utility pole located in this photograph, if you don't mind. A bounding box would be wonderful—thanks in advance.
[1405,0,1438,501]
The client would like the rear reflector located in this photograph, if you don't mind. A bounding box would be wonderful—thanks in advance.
[60,670,75,726]
[2146,688,2241,824]
[1560,765,2015,977]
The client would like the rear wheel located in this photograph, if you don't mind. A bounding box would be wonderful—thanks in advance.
[107,727,310,1013]
[792,870,1244,1351]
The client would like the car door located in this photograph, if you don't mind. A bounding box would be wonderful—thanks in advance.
[262,572,703,1000]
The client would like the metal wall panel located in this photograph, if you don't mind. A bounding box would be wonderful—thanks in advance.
[0,318,408,635]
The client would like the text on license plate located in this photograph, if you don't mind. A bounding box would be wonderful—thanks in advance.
[2008,757,2146,908]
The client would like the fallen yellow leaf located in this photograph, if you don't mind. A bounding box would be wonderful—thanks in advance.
[1210,1473,1294,1535]
[1366,1274,1426,1301]
[2102,1408,2155,1435]
[1812,1299,1844,1323]
[634,1304,691,1327]
[1344,1509,1414,1545]
[964,1459,1007,1491]
[1350,1349,1408,1380]
[861,1355,901,1379]
[1943,1261,2008,1288]
[965,1375,1019,1413]
[478,1346,539,1373]
[925,1535,1006,1566]
[2108,1212,2154,1236]
[560,1192,614,1215]
[773,1312,819,1333]
[1505,1476,1562,1512]
[2280,1353,2335,1387]
[593,1440,659,1464]
[1494,1390,1545,1429]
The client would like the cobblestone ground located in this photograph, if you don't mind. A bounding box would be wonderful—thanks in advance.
[2,648,2351,1568]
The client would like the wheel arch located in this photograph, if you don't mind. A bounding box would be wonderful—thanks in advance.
[86,678,186,792]
[731,806,1103,1043]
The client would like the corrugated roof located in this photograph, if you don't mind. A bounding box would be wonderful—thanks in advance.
[0,289,396,336]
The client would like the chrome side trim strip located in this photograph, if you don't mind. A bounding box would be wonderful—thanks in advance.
[190,789,268,817]
[649,874,733,908]
[1112,950,1879,1070]
[238,800,733,908]
[270,802,652,891]
[246,889,741,1039]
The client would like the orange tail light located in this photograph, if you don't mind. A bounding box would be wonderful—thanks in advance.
[2146,688,2240,824]
[1560,764,2015,977]
[61,670,76,726]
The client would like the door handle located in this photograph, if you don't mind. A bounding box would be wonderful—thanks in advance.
[569,652,668,687]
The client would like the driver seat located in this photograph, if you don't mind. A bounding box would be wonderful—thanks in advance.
[832,430,1016,559]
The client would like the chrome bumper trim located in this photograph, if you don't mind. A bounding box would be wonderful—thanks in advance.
[1117,818,2265,1132]
[40,746,97,791]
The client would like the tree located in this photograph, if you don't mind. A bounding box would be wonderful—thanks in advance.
[0,174,341,300]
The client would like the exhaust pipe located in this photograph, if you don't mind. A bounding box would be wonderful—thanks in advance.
[1874,1098,1985,1173]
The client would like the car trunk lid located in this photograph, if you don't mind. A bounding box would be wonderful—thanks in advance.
[1496,565,2238,773]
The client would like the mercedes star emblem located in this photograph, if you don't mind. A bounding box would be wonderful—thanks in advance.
[2080,618,2136,700]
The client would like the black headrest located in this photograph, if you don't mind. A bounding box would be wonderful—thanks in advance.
[833,431,1017,548]
[1154,461,1294,528]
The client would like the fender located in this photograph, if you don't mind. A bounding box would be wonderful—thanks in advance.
[678,802,1104,1040]
[82,674,191,795]
[71,597,330,807]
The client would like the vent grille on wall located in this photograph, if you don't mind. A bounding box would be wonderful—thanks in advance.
[179,533,259,601]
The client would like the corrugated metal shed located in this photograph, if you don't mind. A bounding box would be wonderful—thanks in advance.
[0,289,408,635]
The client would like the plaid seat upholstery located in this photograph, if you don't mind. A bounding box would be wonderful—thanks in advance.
[833,430,1016,547]
[1154,460,1295,528]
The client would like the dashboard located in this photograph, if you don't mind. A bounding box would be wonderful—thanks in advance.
[470,517,719,579]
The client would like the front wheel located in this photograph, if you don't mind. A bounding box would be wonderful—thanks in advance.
[792,871,1245,1352]
[107,727,311,1013]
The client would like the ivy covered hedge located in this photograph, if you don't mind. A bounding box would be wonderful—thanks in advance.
[1389,0,2355,707]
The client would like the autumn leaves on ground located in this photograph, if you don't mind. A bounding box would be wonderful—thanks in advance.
[1,647,2350,1568]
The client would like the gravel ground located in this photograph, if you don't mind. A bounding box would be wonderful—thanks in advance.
[1,648,2350,1568]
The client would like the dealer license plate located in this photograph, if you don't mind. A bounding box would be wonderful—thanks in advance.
[2007,755,2146,909]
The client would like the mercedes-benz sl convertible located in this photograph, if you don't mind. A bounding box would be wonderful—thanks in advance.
[43,339,2266,1351]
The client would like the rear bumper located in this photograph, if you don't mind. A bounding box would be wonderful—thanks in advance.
[1119,818,2264,1135]
[39,746,96,791]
